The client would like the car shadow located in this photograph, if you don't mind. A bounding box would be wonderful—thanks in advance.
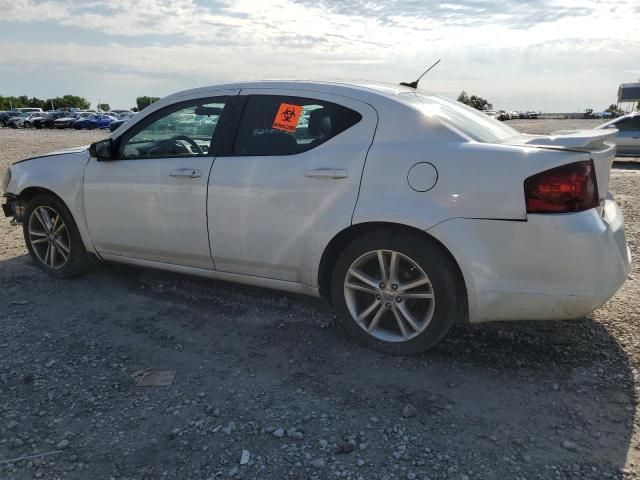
[0,254,636,479]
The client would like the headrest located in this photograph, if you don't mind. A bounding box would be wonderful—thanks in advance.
[308,109,332,137]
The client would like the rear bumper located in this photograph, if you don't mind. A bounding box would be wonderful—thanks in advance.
[428,200,631,323]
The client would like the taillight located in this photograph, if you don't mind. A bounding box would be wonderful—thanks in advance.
[524,160,599,213]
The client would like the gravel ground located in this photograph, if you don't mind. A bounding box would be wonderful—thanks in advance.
[0,123,639,480]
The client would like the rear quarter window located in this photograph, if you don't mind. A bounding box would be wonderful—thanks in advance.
[401,93,521,144]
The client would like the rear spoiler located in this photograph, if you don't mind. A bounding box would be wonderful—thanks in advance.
[512,129,618,150]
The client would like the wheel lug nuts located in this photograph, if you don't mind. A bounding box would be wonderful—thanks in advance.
[379,282,385,289]
[391,284,398,290]
[376,294,382,300]
[396,297,402,303]
[385,303,391,309]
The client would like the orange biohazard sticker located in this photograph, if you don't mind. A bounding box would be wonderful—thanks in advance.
[272,103,303,132]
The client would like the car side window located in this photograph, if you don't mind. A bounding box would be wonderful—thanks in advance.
[119,98,228,159]
[233,95,362,156]
[614,118,640,131]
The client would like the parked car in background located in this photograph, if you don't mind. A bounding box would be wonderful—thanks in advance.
[596,112,640,156]
[18,107,44,113]
[54,112,87,129]
[0,110,21,127]
[1,80,631,354]
[109,112,137,132]
[72,114,116,130]
[7,111,46,128]
[32,112,66,129]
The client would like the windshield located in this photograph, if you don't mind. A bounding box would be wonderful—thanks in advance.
[400,93,521,143]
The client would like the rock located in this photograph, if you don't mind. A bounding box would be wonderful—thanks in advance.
[336,441,355,454]
[310,458,326,469]
[292,431,304,440]
[319,439,328,449]
[273,428,285,438]
[357,459,365,467]
[240,449,250,465]
[6,420,18,430]
[11,438,24,449]
[562,440,578,451]
[402,404,418,418]
[228,466,239,477]
[407,473,417,480]
[57,439,70,450]
[222,421,236,435]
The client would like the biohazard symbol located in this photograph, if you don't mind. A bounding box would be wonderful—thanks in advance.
[272,103,303,132]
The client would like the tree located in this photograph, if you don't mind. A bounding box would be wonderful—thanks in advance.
[98,103,110,111]
[605,104,624,117]
[136,96,160,110]
[0,94,90,110]
[457,90,493,111]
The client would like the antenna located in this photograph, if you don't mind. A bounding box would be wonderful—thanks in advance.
[400,59,441,89]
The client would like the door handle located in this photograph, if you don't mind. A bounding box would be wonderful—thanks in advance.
[170,168,201,178]
[305,168,348,179]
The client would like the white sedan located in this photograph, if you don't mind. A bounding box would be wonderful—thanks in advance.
[595,112,640,157]
[1,81,632,354]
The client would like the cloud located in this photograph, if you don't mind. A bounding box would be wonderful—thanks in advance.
[291,0,594,29]
[0,0,638,111]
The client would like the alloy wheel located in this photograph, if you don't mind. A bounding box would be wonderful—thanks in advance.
[27,206,71,269]
[343,249,435,343]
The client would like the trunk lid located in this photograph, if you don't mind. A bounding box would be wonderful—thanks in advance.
[510,129,617,203]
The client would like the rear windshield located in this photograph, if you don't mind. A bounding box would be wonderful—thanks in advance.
[400,93,521,143]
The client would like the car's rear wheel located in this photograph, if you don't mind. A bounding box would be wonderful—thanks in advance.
[0,120,5,127]
[24,121,31,128]
[331,229,465,355]
[23,194,94,278]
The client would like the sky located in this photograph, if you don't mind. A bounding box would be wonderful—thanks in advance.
[0,0,639,112]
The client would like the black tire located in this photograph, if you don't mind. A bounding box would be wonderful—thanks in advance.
[0,120,5,127]
[24,121,31,128]
[23,194,94,278]
[331,229,466,355]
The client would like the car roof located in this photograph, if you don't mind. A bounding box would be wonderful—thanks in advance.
[163,80,421,103]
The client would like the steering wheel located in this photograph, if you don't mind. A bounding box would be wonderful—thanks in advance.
[166,135,204,155]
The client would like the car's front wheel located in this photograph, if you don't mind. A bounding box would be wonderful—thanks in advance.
[23,194,94,278]
[24,121,31,128]
[331,229,465,355]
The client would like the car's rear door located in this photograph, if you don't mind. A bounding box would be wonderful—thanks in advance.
[84,92,238,269]
[207,89,377,285]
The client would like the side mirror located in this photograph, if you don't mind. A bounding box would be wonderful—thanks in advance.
[90,138,114,161]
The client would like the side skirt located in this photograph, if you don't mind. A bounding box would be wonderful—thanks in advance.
[100,253,322,298]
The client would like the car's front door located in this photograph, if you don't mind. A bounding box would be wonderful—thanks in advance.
[207,90,377,285]
[84,92,237,269]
